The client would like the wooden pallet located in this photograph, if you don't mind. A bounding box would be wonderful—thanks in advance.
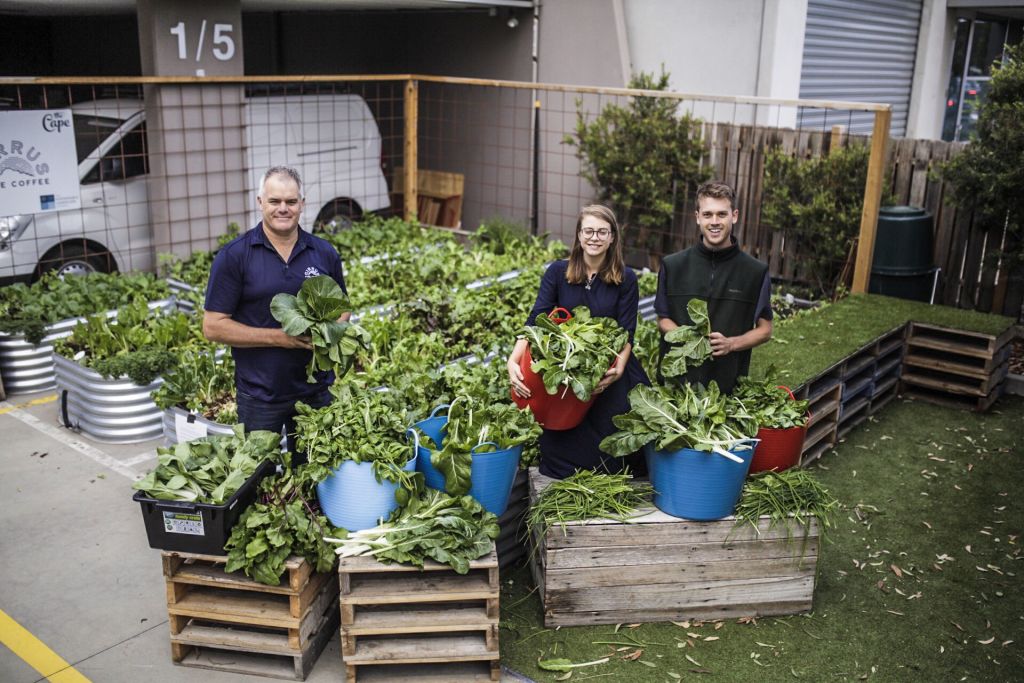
[163,552,338,680]
[338,548,500,683]
[799,383,840,464]
[900,381,1004,412]
[528,469,818,627]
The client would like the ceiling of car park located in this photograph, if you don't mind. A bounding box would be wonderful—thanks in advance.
[0,0,533,15]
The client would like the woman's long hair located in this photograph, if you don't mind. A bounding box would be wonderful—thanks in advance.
[565,204,625,286]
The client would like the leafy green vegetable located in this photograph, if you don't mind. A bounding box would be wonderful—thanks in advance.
[294,384,421,503]
[0,271,170,344]
[600,382,758,459]
[416,394,540,496]
[660,298,711,378]
[151,349,237,423]
[132,424,280,504]
[325,489,499,574]
[271,275,370,383]
[53,300,207,385]
[523,305,628,401]
[224,470,342,585]
[732,366,810,429]
[526,470,653,540]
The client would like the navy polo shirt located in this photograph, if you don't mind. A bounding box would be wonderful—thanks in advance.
[205,223,347,403]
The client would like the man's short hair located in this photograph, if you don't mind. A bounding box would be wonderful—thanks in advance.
[258,166,303,198]
[696,180,736,210]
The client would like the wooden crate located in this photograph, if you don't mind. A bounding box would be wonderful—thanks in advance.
[163,552,338,681]
[901,322,1013,410]
[528,470,818,627]
[338,548,500,683]
[392,167,465,229]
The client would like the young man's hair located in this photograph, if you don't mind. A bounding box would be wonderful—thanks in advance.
[259,165,304,198]
[565,204,625,286]
[696,180,736,210]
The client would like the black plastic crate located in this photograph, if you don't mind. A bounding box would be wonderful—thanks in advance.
[133,460,275,554]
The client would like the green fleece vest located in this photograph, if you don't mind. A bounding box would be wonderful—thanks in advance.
[659,240,768,393]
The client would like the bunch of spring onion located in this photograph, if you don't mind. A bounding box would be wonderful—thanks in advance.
[732,469,839,542]
[526,470,653,540]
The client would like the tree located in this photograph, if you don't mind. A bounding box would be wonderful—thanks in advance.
[942,42,1024,277]
[565,70,710,255]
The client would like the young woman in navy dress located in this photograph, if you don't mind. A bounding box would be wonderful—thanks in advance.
[507,205,650,479]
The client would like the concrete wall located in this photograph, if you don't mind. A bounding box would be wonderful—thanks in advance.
[906,0,957,139]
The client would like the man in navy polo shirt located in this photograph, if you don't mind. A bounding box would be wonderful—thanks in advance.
[203,166,348,461]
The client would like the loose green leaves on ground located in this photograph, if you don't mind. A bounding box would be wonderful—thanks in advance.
[732,366,810,429]
[325,488,499,574]
[523,305,628,401]
[132,424,280,504]
[224,470,342,585]
[600,382,758,459]
[661,298,712,378]
[270,275,371,383]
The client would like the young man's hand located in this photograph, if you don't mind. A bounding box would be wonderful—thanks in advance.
[709,331,734,357]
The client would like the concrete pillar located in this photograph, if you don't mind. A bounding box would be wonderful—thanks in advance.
[136,0,248,261]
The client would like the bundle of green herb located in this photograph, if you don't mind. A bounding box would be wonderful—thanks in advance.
[270,275,371,383]
[416,394,541,496]
[325,489,499,574]
[294,384,421,504]
[600,382,758,460]
[526,470,653,540]
[660,298,712,378]
[132,424,280,504]
[224,470,342,585]
[523,306,628,401]
[732,469,839,541]
[733,367,810,429]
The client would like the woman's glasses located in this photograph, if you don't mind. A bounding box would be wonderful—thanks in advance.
[580,228,612,239]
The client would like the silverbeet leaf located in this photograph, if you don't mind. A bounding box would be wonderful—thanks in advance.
[661,298,712,378]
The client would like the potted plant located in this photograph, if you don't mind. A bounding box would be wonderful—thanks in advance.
[733,367,811,473]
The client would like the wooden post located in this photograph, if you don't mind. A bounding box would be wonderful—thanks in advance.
[829,125,845,154]
[403,78,418,222]
[851,108,892,294]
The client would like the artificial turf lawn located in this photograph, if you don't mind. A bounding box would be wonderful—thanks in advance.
[750,294,1017,388]
[498,394,1024,682]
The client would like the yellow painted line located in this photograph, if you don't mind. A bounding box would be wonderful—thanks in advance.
[0,393,58,416]
[0,608,91,682]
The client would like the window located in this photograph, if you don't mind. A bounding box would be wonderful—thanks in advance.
[81,121,149,184]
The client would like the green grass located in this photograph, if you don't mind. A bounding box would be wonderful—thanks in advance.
[499,394,1024,682]
[751,294,1017,388]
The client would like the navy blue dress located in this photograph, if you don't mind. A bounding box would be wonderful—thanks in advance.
[525,260,650,479]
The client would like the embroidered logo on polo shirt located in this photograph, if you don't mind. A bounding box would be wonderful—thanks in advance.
[304,266,321,278]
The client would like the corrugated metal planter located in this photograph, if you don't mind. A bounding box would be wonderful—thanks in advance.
[166,278,199,313]
[161,406,235,444]
[0,299,175,396]
[55,354,165,444]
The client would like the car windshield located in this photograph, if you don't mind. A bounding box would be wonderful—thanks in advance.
[72,115,123,163]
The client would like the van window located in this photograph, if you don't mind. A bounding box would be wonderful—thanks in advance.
[82,122,149,185]
[73,115,122,163]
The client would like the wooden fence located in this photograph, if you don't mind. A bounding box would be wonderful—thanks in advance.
[675,123,1020,318]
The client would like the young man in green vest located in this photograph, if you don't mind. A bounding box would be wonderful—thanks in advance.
[654,180,773,393]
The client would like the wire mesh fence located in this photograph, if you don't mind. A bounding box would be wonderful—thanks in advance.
[0,75,1017,316]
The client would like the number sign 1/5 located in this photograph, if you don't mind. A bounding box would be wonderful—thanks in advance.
[169,20,236,62]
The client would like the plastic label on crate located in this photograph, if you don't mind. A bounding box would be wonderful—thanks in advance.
[175,413,209,442]
[162,511,205,536]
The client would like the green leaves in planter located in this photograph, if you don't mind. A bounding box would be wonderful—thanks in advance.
[660,298,711,378]
[523,306,628,401]
[132,424,280,504]
[416,393,540,497]
[326,488,499,574]
[224,470,341,585]
[294,384,421,502]
[150,348,237,424]
[733,366,810,429]
[270,275,371,383]
[600,381,758,459]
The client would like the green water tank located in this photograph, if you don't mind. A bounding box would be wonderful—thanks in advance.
[869,206,936,302]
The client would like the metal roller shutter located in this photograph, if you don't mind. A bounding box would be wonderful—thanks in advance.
[799,0,923,136]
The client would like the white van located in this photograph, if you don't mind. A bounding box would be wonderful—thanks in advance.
[0,94,389,283]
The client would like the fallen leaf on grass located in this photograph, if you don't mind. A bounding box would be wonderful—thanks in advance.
[687,632,702,639]
[667,673,682,680]
[951,622,964,631]
[671,621,691,629]
[685,654,703,667]
[965,545,973,554]
[714,622,724,630]
[621,650,643,661]
[704,636,719,642]
[922,521,932,529]
[638,660,656,668]
[886,610,905,616]
[737,616,758,625]
[978,637,996,645]
[890,564,904,578]
[555,672,572,681]
[538,657,610,672]
[1003,640,1014,646]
